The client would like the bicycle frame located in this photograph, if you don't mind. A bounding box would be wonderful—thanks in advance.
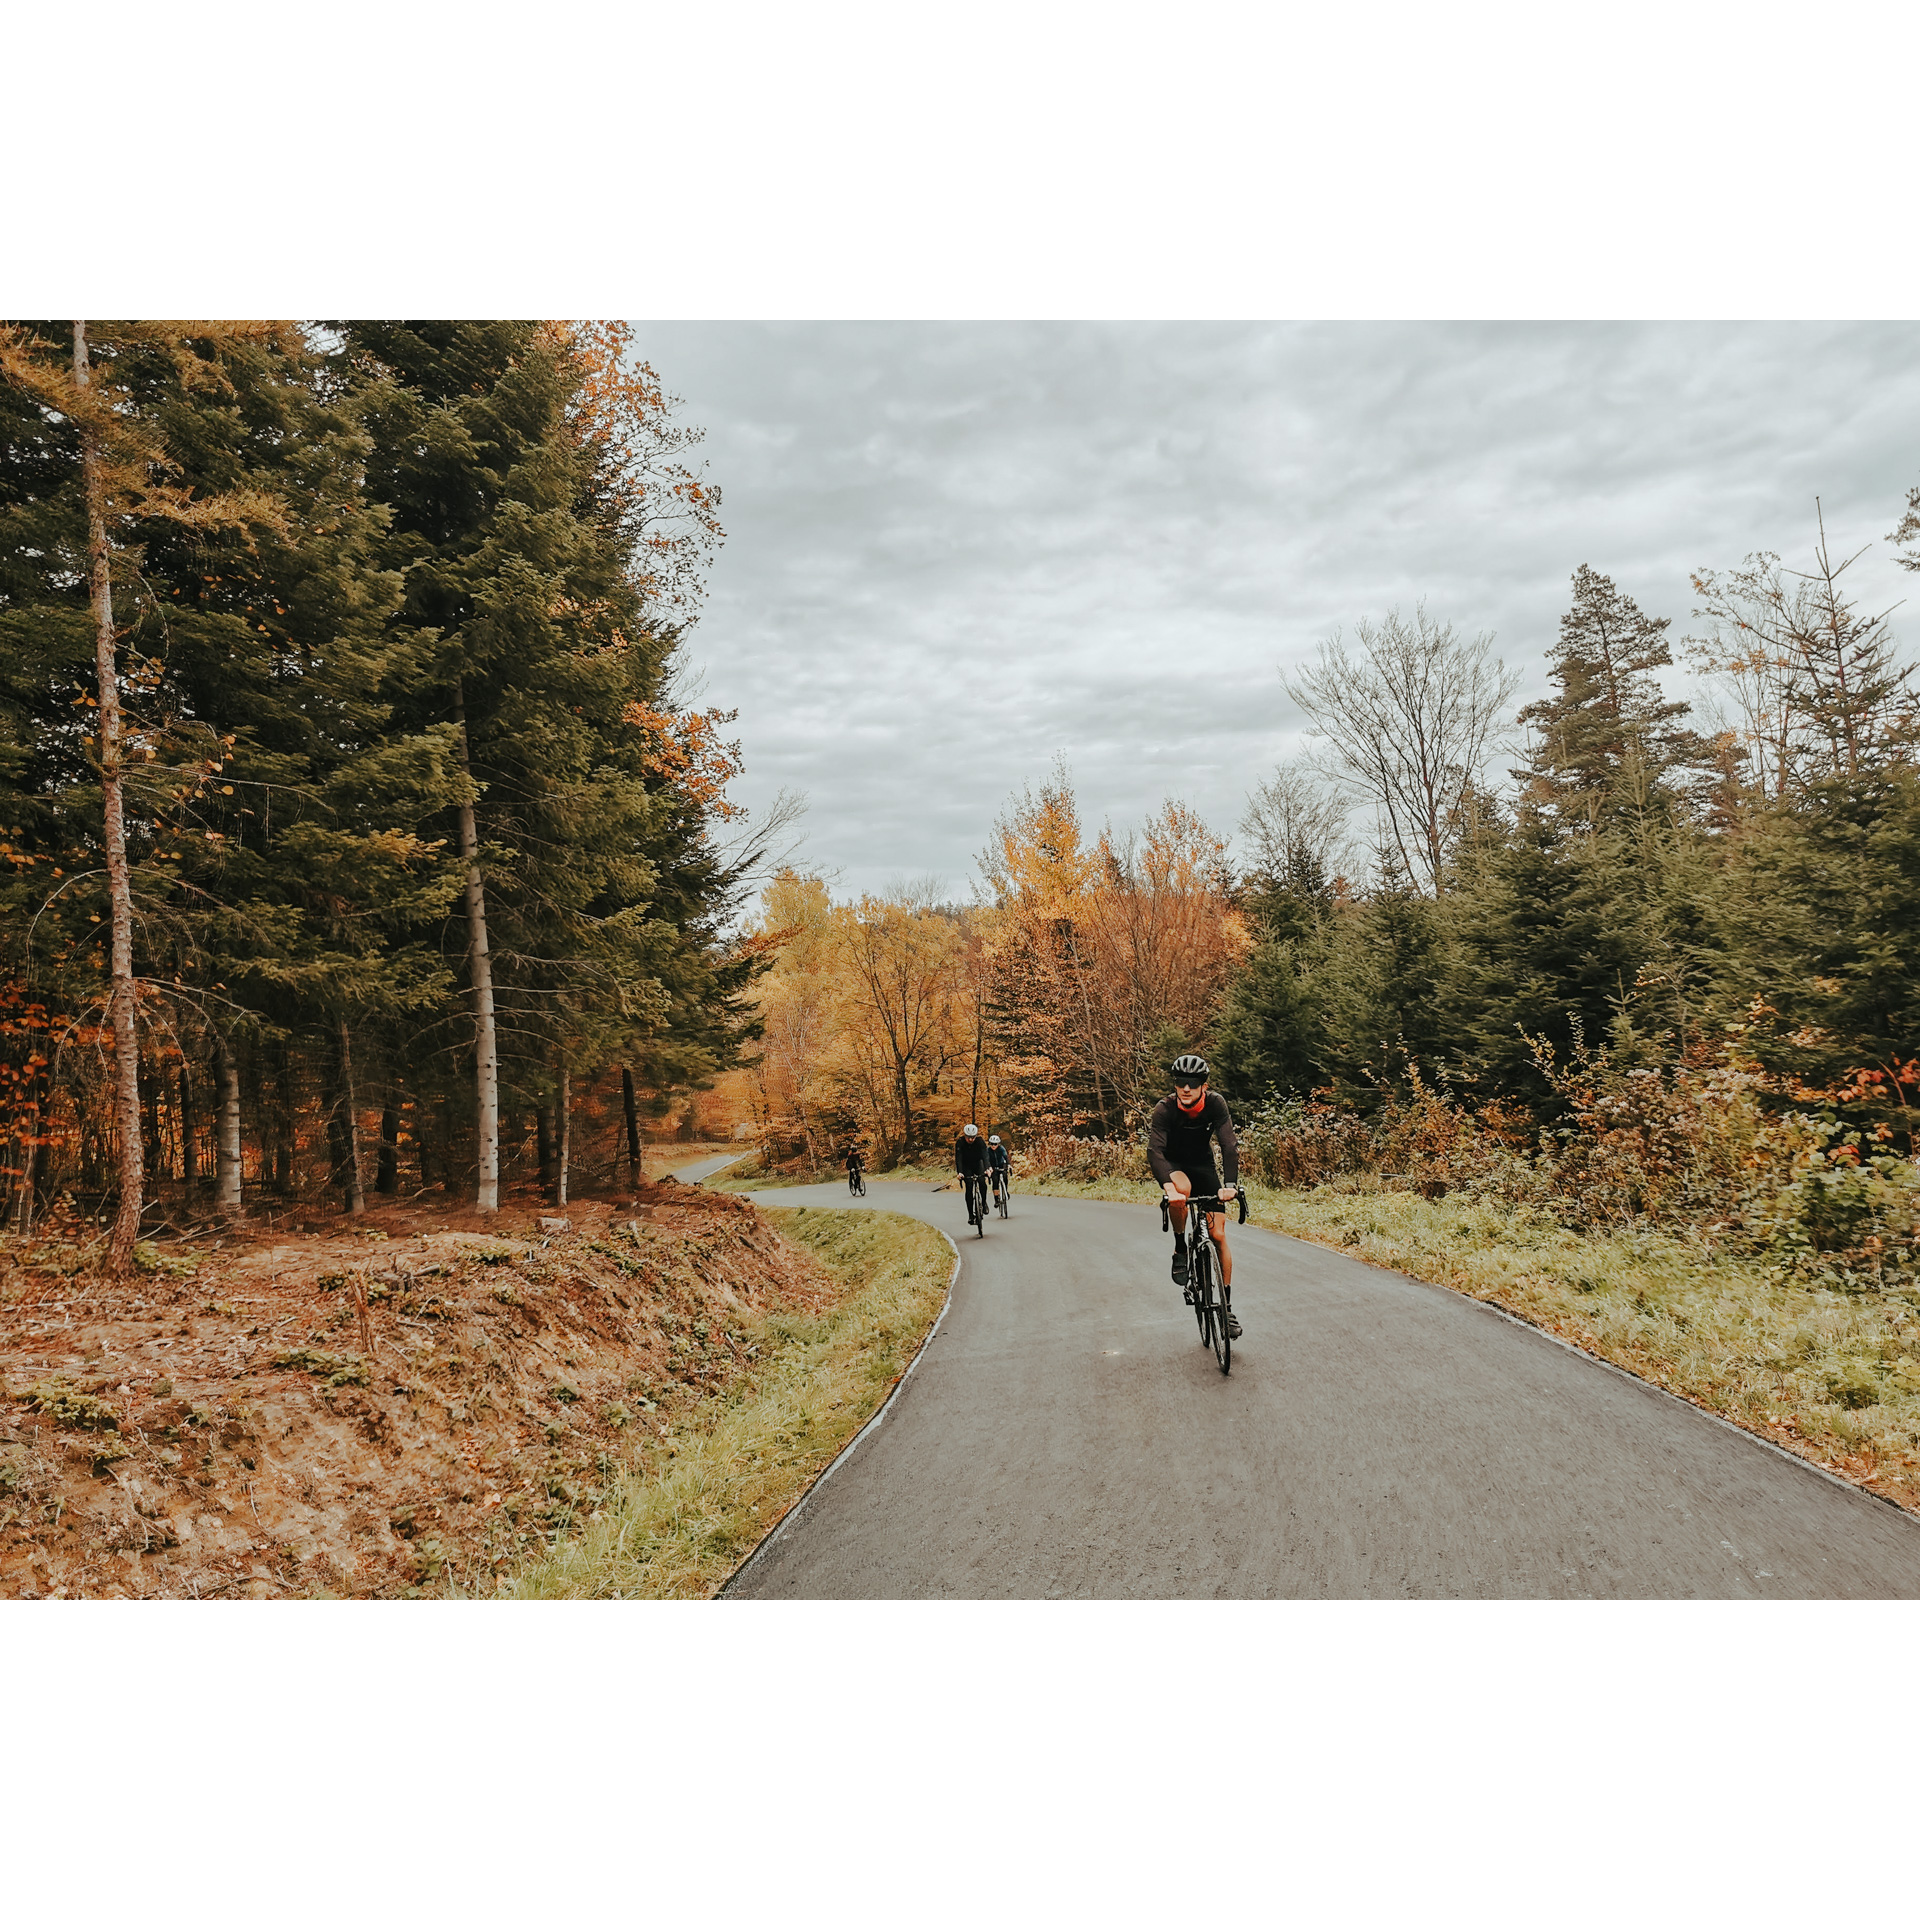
[1160,1189,1247,1374]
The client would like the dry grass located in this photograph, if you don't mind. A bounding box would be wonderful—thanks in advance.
[501,1207,953,1599]
[1015,1170,1920,1513]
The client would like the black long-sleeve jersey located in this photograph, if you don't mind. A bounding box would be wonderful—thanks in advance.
[954,1134,990,1176]
[1146,1091,1239,1187]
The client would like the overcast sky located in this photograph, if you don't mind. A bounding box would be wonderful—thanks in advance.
[639,323,1920,903]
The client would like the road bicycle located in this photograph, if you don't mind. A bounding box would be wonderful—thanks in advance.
[963,1170,989,1238]
[847,1165,866,1197]
[991,1167,1010,1218]
[1161,1188,1248,1376]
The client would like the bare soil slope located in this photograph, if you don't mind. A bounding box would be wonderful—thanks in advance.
[1,1182,833,1599]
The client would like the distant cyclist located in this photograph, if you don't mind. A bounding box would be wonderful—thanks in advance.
[844,1142,866,1196]
[954,1122,990,1224]
[986,1133,1010,1206]
[1147,1053,1242,1341]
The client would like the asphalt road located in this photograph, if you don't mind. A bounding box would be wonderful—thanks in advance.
[720,1177,1920,1598]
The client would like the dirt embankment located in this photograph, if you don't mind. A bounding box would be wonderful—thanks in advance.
[0,1182,831,1599]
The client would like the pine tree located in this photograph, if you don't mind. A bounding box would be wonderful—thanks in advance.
[1518,565,1702,819]
[0,323,293,1267]
[1708,767,1920,1137]
[345,322,749,1210]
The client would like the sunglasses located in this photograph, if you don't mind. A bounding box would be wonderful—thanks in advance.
[1172,1076,1207,1090]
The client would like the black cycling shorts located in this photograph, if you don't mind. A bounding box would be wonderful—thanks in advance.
[1166,1160,1220,1199]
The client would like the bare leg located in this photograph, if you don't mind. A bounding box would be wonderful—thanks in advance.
[1210,1213,1233,1289]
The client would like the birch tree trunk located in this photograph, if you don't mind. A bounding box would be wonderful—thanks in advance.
[76,321,144,1275]
[554,1059,571,1208]
[453,684,500,1211]
[213,1037,244,1212]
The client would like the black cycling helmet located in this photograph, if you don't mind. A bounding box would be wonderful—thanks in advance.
[1170,1053,1209,1086]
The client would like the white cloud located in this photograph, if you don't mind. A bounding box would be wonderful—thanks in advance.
[643,322,1920,899]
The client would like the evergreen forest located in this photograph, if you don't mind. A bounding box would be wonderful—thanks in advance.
[1,322,768,1272]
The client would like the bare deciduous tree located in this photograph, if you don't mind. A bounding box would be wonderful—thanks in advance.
[1690,502,1915,798]
[1238,761,1354,893]
[1284,605,1519,896]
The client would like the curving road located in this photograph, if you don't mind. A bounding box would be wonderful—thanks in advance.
[720,1178,1920,1598]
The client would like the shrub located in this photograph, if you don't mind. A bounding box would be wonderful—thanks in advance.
[1015,1133,1149,1182]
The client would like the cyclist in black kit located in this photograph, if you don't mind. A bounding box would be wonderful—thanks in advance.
[844,1142,866,1196]
[1146,1053,1242,1340]
[986,1133,1010,1207]
[954,1122,991,1224]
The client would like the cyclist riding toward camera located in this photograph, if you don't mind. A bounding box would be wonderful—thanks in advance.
[1147,1053,1242,1341]
[986,1133,1010,1206]
[844,1141,866,1196]
[954,1122,991,1224]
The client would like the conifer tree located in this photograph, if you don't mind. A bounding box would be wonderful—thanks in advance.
[1517,565,1702,818]
[344,322,746,1210]
[0,323,292,1267]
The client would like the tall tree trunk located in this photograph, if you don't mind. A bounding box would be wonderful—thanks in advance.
[895,1061,914,1158]
[76,321,143,1275]
[213,1035,243,1213]
[178,1066,195,1187]
[453,683,500,1211]
[28,1051,52,1229]
[554,1059,571,1208]
[331,1017,365,1215]
[622,1066,642,1190]
[377,1087,400,1195]
[969,987,985,1125]
[536,1109,553,1196]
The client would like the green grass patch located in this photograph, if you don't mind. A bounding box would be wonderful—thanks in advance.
[1014,1170,1920,1510]
[500,1207,953,1599]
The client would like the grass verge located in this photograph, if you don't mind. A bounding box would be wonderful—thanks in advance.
[1014,1170,1920,1513]
[500,1207,953,1598]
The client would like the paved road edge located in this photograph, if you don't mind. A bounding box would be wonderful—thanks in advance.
[714,1212,964,1599]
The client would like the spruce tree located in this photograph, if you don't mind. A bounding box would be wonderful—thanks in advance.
[0,323,296,1264]
[1708,768,1920,1137]
[1518,565,1702,819]
[345,322,751,1209]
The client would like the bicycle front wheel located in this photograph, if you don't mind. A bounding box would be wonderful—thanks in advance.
[1194,1240,1214,1349]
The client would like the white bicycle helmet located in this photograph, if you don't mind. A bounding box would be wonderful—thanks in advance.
[963,1123,979,1137]
[1171,1053,1209,1083]
[987,1134,1001,1146]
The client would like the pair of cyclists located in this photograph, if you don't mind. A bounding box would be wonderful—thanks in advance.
[954,1122,1009,1223]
